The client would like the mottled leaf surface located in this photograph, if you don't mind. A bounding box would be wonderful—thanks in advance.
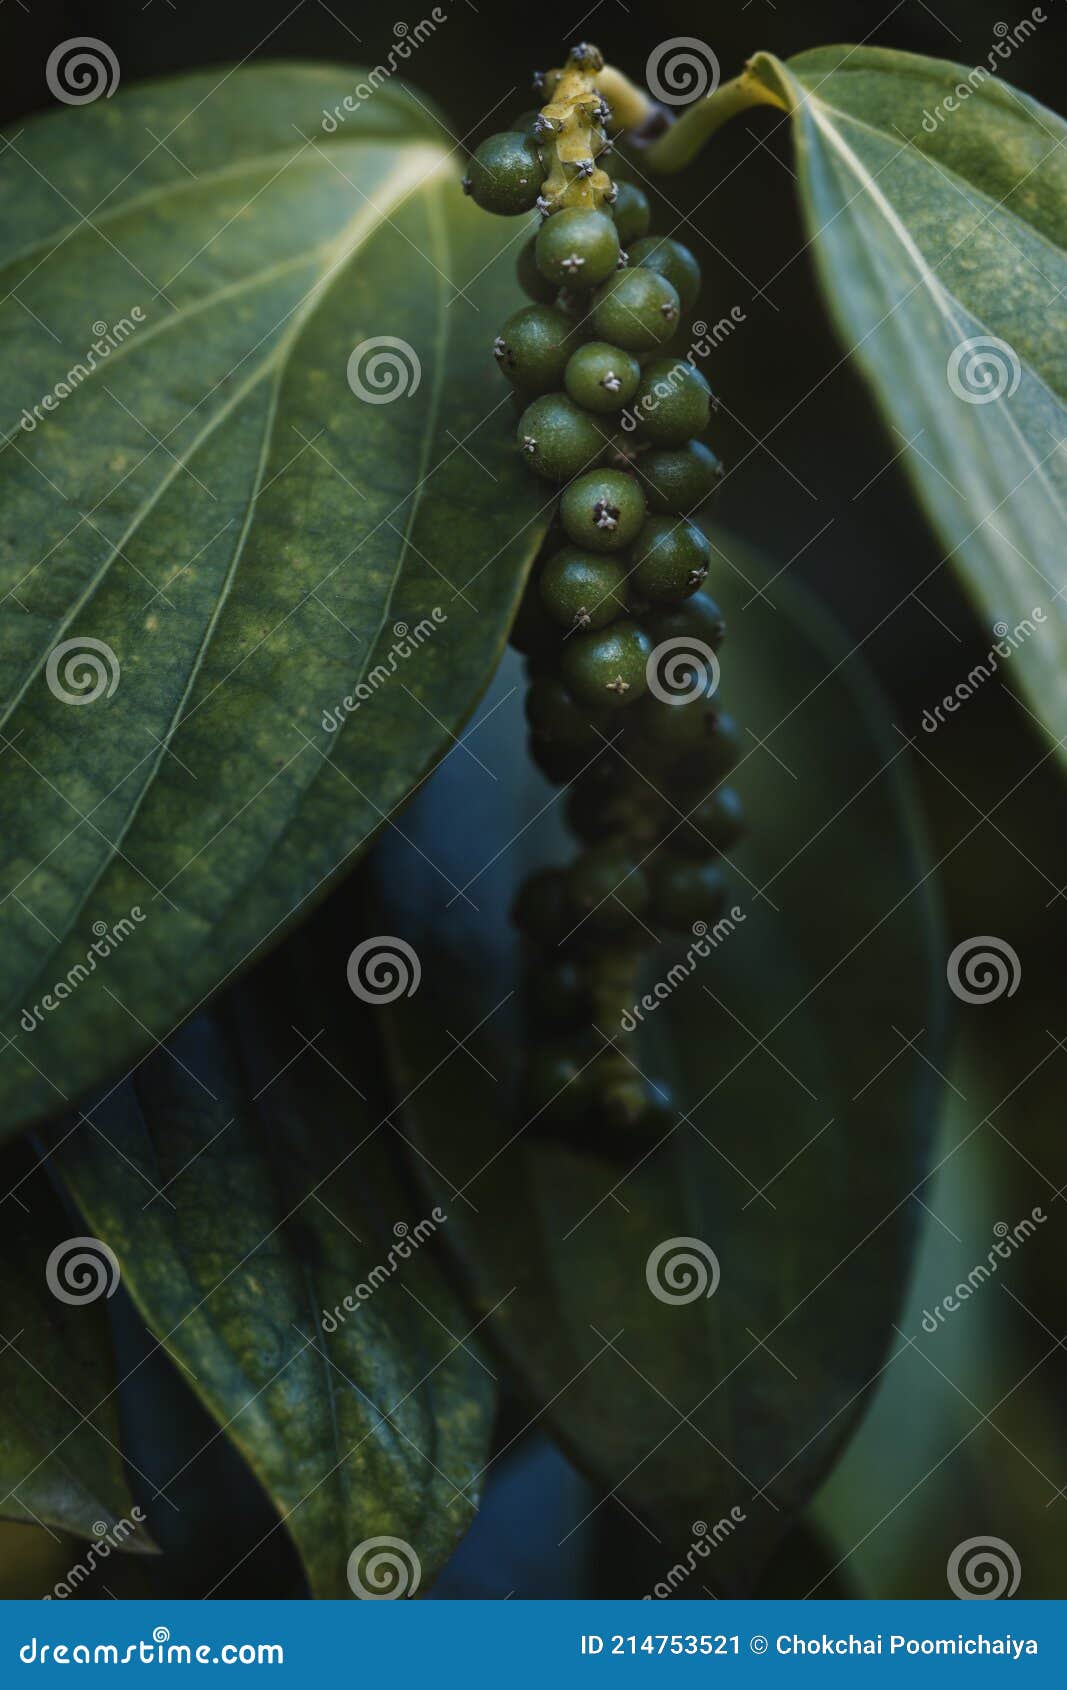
[0,64,543,1132]
[0,1145,150,1552]
[750,46,1067,758]
[49,932,495,1598]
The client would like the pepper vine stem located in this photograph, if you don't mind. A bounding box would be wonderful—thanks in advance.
[643,62,788,174]
[594,65,657,133]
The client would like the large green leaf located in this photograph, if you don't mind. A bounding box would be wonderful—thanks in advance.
[0,65,542,1134]
[49,932,497,1602]
[0,1143,151,1554]
[48,929,495,1598]
[374,531,944,1587]
[734,47,1067,760]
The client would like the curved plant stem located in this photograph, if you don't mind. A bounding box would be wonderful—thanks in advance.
[645,62,788,174]
[595,65,657,132]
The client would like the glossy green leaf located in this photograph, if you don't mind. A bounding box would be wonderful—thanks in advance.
[0,64,543,1134]
[48,930,495,1598]
[0,1144,151,1554]
[375,531,944,1587]
[742,46,1067,760]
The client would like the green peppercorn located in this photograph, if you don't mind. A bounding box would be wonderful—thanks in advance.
[566,774,664,846]
[559,468,646,552]
[628,235,702,311]
[670,709,743,785]
[536,207,620,291]
[629,698,719,783]
[611,182,651,246]
[566,842,650,932]
[591,268,680,352]
[630,515,710,602]
[632,358,712,447]
[516,393,604,481]
[508,577,563,660]
[562,618,652,708]
[509,108,540,138]
[672,786,746,858]
[517,234,559,304]
[642,440,723,512]
[648,855,727,931]
[525,673,606,750]
[464,132,545,215]
[563,340,641,414]
[494,304,576,395]
[643,590,726,653]
[598,430,643,474]
[539,546,628,630]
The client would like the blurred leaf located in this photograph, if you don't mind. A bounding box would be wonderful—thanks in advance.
[0,1145,150,1553]
[374,529,945,1587]
[0,64,543,1134]
[741,46,1067,761]
[48,937,495,1598]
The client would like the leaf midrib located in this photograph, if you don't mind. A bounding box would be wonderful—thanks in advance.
[4,146,451,1021]
[804,97,1067,526]
[155,180,457,955]
[806,89,1067,280]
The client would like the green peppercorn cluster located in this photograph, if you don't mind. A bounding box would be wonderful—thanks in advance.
[465,43,747,1139]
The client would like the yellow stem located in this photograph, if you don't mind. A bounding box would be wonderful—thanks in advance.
[538,53,613,212]
[594,65,656,132]
[645,64,787,174]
